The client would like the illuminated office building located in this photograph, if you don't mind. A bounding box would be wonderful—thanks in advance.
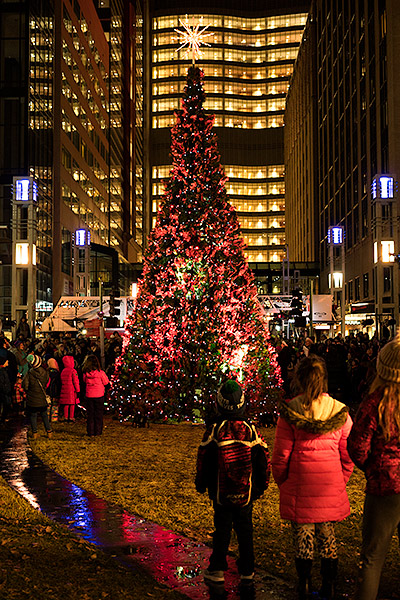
[0,0,143,327]
[287,0,400,333]
[148,0,309,289]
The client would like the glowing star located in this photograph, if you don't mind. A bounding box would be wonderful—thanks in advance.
[174,17,212,64]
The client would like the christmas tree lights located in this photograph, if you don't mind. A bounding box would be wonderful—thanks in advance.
[111,66,282,423]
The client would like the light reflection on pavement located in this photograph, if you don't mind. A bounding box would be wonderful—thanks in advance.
[0,419,293,600]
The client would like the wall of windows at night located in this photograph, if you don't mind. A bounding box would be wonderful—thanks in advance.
[60,3,112,247]
[150,11,306,264]
[152,163,286,263]
[28,9,54,305]
[134,2,144,252]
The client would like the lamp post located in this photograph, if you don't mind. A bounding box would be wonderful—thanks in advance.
[73,228,91,296]
[371,174,398,338]
[327,226,345,337]
[11,176,37,339]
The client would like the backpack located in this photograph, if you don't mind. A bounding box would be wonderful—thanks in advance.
[213,420,256,507]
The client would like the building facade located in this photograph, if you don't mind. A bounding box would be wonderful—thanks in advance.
[0,0,144,333]
[147,0,309,293]
[286,0,400,334]
[284,13,318,265]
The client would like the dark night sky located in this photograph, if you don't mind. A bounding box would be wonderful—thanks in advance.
[150,0,310,15]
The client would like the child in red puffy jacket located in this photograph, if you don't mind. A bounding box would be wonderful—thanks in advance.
[82,354,109,437]
[195,379,270,586]
[59,355,80,423]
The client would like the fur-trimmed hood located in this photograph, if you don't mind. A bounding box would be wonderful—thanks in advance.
[278,396,349,434]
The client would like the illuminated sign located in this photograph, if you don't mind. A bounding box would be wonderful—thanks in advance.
[75,229,91,247]
[374,240,395,263]
[372,175,395,200]
[16,243,36,265]
[14,177,37,202]
[328,272,343,288]
[327,226,344,245]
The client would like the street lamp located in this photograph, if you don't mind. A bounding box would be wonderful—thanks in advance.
[371,174,398,338]
[74,228,91,296]
[327,225,345,337]
[11,176,38,338]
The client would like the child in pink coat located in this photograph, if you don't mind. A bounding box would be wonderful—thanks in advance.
[59,355,80,422]
[82,354,109,437]
[272,355,353,600]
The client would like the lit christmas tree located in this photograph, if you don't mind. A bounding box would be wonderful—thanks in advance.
[111,65,282,422]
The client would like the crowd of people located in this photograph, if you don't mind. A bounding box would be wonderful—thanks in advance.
[196,332,400,600]
[1,324,399,599]
[0,329,122,436]
[273,331,383,415]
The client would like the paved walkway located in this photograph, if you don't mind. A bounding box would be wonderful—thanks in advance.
[0,419,294,600]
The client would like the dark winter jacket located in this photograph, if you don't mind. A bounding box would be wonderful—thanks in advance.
[348,388,400,496]
[195,417,271,507]
[0,368,12,405]
[22,366,49,408]
[272,395,353,523]
[47,368,61,399]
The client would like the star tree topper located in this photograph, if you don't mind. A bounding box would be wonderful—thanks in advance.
[174,17,213,65]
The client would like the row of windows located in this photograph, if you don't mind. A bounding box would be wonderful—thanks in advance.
[153,63,293,79]
[152,164,284,180]
[153,14,308,31]
[153,113,284,129]
[153,46,299,64]
[153,96,286,113]
[154,80,289,96]
[62,85,108,161]
[61,147,107,201]
[62,183,109,244]
[238,216,285,229]
[63,5,107,82]
[62,42,107,113]
[154,30,303,47]
[246,249,285,262]
[243,233,285,245]
[152,196,284,214]
[152,181,284,196]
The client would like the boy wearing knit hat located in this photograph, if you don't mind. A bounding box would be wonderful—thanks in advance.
[195,379,271,586]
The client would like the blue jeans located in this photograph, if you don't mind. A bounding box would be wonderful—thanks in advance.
[356,493,400,600]
[208,502,254,576]
[28,407,52,433]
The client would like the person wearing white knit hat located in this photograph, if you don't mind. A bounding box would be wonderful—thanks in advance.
[348,332,400,600]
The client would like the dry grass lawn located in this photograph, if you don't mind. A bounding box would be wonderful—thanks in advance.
[29,418,400,599]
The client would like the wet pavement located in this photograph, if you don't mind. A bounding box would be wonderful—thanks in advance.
[0,418,294,600]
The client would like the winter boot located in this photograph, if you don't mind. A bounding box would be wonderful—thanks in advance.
[295,558,313,599]
[320,558,338,599]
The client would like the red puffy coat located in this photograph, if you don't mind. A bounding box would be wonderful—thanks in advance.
[272,394,354,523]
[59,355,80,405]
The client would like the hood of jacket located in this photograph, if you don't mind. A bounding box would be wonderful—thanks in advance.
[62,355,75,369]
[279,396,349,434]
[84,370,102,382]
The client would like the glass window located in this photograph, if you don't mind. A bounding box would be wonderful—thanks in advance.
[267,30,303,45]
[266,14,308,29]
[267,47,299,62]
[267,64,293,77]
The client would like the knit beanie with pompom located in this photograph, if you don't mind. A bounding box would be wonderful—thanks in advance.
[217,379,245,412]
[377,333,400,383]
